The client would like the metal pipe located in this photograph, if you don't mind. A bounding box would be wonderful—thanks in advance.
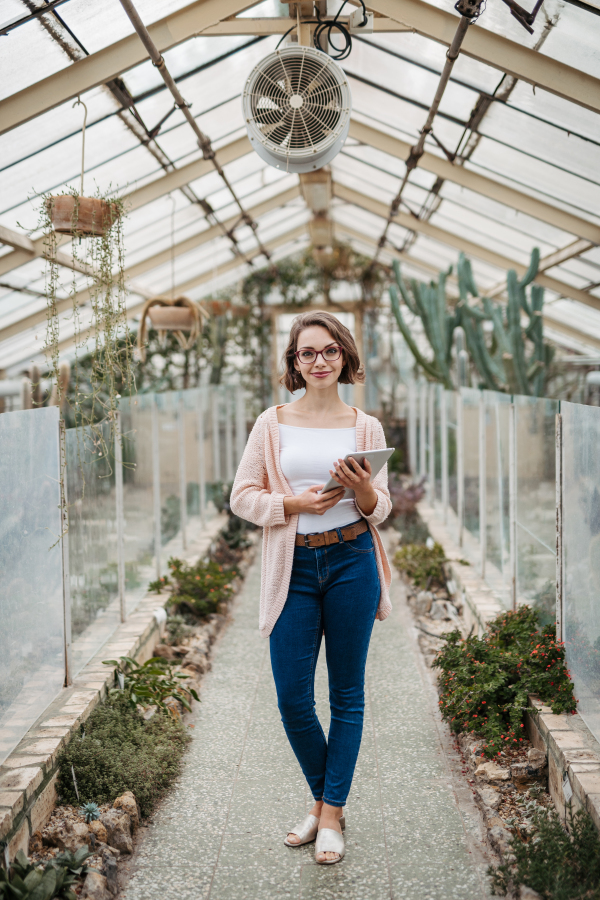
[114,410,126,622]
[508,399,518,610]
[374,14,471,260]
[118,0,271,262]
[457,389,464,547]
[59,419,72,687]
[428,382,435,504]
[555,409,564,642]
[441,390,448,523]
[197,389,206,528]
[151,396,162,579]
[479,390,487,579]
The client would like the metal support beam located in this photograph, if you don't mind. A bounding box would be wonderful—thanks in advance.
[0,0,259,136]
[114,410,126,622]
[333,182,600,311]
[348,120,600,245]
[201,16,405,34]
[555,410,563,642]
[367,0,600,115]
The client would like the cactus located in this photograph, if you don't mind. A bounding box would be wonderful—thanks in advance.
[79,801,101,823]
[390,248,553,396]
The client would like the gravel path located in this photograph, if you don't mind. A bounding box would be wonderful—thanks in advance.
[122,542,492,900]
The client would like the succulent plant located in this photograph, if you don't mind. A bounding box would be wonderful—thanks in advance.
[78,801,100,823]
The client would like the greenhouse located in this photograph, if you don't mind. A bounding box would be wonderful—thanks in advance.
[1,0,600,897]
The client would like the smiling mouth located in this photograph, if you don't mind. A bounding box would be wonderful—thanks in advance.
[311,371,332,377]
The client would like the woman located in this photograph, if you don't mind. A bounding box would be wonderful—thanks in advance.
[230,311,391,865]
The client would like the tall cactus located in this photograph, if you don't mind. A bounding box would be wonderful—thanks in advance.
[389,248,553,397]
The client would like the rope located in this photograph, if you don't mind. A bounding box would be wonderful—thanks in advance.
[72,96,88,196]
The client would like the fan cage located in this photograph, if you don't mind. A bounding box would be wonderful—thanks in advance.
[243,46,351,165]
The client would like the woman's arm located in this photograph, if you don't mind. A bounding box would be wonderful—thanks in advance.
[230,416,289,527]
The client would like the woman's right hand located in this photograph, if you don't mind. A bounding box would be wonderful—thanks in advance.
[284,484,345,517]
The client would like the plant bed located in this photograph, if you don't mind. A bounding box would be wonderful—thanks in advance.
[394,530,596,897]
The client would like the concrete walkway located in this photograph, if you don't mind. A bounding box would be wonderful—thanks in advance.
[123,545,492,900]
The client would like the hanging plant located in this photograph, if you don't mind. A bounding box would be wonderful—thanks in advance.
[136,296,207,362]
[37,97,133,440]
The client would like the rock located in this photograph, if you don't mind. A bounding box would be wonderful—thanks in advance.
[475,761,510,783]
[430,599,451,620]
[81,871,111,900]
[527,748,547,771]
[511,762,531,782]
[101,855,119,896]
[477,787,501,810]
[43,820,91,852]
[414,591,433,615]
[520,887,543,900]
[100,809,133,854]
[488,824,512,857]
[184,650,208,674]
[153,643,177,660]
[29,830,43,854]
[113,791,139,832]
[88,819,108,844]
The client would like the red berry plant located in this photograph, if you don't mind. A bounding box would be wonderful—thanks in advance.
[433,606,576,757]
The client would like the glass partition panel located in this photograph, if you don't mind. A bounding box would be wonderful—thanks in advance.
[562,401,600,744]
[484,391,512,608]
[446,390,458,519]
[434,384,443,503]
[514,396,558,621]
[156,392,182,572]
[0,408,64,765]
[120,393,157,612]
[462,388,481,542]
[66,422,121,676]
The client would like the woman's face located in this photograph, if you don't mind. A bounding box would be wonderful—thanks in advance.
[294,325,344,389]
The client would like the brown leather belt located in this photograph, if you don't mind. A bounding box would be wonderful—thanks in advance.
[295,519,368,549]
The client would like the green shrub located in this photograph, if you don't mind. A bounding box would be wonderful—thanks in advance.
[57,693,190,817]
[149,556,235,618]
[102,655,199,715]
[489,807,600,898]
[434,606,577,757]
[393,542,447,588]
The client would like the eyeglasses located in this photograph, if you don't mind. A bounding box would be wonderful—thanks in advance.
[294,345,342,365]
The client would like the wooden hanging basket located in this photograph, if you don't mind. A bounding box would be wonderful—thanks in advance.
[137,296,208,362]
[46,195,120,237]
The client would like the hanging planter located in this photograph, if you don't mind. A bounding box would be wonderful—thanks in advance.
[136,296,207,362]
[46,195,120,237]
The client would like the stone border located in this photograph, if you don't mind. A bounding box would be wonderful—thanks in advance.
[0,513,228,861]
[418,500,600,835]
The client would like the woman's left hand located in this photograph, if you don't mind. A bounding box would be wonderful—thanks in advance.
[329,457,377,516]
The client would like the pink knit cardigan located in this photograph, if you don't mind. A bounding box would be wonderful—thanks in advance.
[230,405,392,637]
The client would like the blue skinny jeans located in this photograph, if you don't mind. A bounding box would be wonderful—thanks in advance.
[269,524,381,807]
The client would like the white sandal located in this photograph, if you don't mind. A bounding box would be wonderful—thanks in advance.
[315,820,346,865]
[283,814,320,847]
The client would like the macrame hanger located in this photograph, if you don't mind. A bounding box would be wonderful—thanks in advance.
[72,96,88,196]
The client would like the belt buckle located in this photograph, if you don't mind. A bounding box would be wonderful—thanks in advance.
[304,532,319,548]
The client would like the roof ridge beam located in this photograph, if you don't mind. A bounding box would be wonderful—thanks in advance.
[366,0,600,115]
[332,181,600,311]
[348,120,600,244]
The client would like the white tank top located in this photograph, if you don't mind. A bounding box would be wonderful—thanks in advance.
[278,424,358,534]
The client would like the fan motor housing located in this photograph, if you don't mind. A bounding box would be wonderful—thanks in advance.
[242,46,352,174]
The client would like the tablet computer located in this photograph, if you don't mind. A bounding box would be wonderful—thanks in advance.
[321,448,395,498]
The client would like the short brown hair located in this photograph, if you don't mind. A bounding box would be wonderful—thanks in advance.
[280,310,365,393]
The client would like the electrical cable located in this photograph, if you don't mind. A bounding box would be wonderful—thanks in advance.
[275,1,369,60]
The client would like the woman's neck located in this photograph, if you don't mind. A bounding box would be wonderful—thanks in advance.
[278,385,356,428]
